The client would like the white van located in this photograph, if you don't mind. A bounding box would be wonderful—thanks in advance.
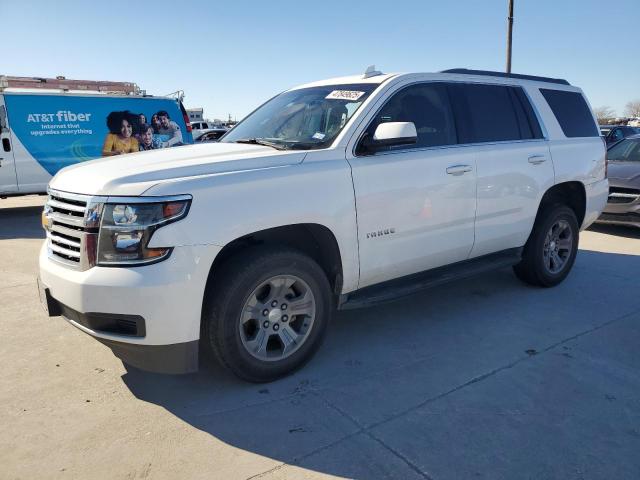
[0,87,194,197]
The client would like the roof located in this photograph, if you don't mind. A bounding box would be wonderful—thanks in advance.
[288,68,578,93]
[441,68,570,85]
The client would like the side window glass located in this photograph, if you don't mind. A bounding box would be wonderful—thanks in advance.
[450,83,521,143]
[508,88,533,139]
[612,129,624,141]
[511,87,544,139]
[539,89,599,138]
[360,83,456,154]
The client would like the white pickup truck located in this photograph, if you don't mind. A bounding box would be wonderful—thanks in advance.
[38,68,608,382]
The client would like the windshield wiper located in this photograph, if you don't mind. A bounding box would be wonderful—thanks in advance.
[234,138,287,150]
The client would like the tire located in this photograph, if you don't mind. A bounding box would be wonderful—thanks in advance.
[513,204,579,287]
[202,246,332,382]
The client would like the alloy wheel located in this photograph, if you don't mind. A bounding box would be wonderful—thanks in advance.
[239,275,316,361]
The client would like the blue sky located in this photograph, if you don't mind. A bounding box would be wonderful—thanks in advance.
[3,0,638,120]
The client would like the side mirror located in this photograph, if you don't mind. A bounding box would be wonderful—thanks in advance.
[365,122,417,153]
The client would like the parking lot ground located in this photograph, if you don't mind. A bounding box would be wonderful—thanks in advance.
[1,195,640,480]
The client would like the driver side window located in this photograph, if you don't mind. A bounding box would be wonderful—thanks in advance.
[358,83,457,155]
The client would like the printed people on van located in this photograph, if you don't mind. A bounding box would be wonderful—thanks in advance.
[138,123,160,151]
[151,114,161,134]
[133,113,147,142]
[102,111,139,156]
[156,110,183,147]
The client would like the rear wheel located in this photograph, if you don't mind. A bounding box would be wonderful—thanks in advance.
[202,247,332,382]
[513,204,579,287]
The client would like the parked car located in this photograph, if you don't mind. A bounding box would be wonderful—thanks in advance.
[194,127,228,142]
[38,68,608,382]
[191,121,226,141]
[0,89,193,197]
[596,134,640,227]
[599,124,640,145]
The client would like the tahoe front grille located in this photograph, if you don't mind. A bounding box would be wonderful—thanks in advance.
[44,190,99,270]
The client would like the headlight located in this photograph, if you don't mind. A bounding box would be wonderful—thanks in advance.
[97,197,191,266]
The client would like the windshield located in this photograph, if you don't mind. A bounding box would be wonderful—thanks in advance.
[608,138,640,162]
[221,83,379,150]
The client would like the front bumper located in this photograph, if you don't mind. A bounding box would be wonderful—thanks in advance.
[39,242,222,373]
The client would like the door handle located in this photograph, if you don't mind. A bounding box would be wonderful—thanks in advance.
[528,154,546,164]
[446,165,473,175]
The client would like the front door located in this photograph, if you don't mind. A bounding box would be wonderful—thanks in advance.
[0,96,18,194]
[347,82,477,289]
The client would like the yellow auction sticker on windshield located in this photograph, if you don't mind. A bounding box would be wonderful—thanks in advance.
[325,90,365,101]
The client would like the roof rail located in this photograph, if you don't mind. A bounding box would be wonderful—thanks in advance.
[440,68,570,86]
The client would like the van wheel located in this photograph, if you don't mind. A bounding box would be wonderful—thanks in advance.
[513,204,579,287]
[202,247,332,382]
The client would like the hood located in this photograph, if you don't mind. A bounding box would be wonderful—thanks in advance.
[607,162,640,189]
[49,143,306,196]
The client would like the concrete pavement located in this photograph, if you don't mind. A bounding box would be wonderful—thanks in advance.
[1,195,639,479]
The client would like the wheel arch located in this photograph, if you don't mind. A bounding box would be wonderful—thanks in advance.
[536,181,587,228]
[202,223,344,313]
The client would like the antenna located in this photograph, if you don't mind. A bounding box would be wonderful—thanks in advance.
[363,65,383,79]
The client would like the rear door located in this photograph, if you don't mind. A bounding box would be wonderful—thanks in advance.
[448,83,554,257]
[0,95,18,194]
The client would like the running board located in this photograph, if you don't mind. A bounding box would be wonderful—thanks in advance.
[339,247,523,310]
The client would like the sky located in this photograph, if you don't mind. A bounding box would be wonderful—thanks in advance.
[2,0,638,121]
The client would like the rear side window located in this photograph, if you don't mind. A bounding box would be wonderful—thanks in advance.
[448,83,539,143]
[511,87,544,139]
[540,89,599,137]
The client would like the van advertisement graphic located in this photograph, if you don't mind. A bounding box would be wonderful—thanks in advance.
[4,94,193,176]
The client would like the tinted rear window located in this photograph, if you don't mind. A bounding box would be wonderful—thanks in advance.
[540,89,599,137]
[511,87,544,139]
[448,84,542,143]
[449,84,520,143]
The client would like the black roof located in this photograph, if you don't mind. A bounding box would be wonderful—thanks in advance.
[441,69,570,86]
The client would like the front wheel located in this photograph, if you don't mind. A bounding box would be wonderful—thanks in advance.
[202,247,332,382]
[513,204,579,287]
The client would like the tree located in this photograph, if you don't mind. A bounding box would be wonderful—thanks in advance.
[624,100,640,118]
[594,106,616,124]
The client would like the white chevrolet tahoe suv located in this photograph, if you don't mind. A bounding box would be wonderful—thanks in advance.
[38,68,608,382]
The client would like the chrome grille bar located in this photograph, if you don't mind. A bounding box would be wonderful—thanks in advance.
[48,199,87,213]
[608,193,640,204]
[44,189,91,269]
[47,232,82,249]
[49,211,86,228]
[49,242,81,259]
